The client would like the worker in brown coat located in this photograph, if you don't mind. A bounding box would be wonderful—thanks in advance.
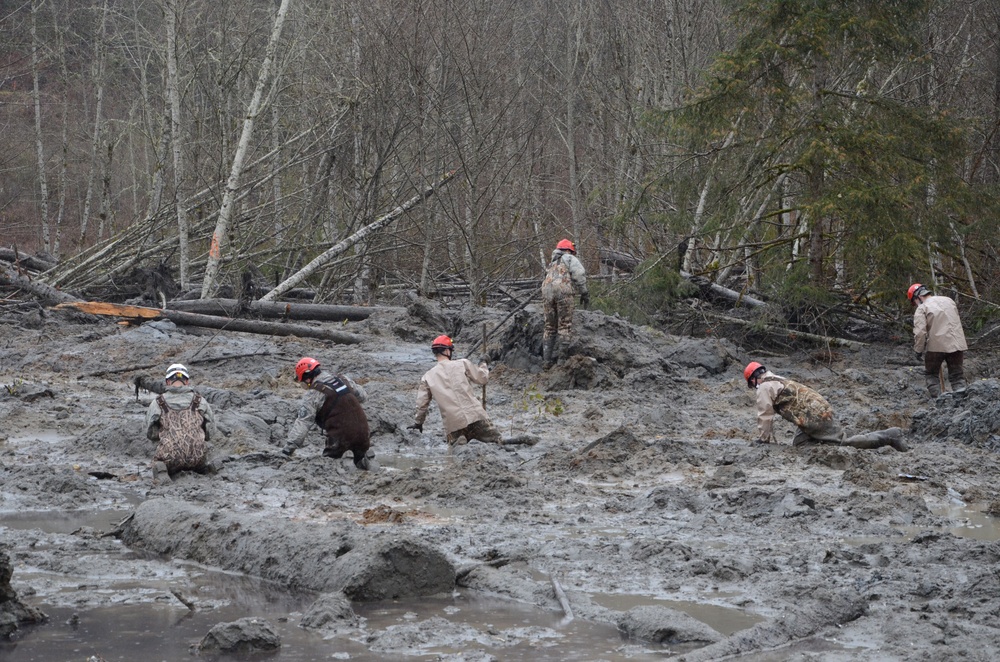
[282,357,371,469]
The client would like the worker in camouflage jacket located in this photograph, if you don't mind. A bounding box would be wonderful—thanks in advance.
[144,363,218,481]
[744,362,907,451]
[541,238,589,368]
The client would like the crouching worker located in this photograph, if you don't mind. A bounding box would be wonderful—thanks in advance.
[283,357,371,470]
[744,362,908,451]
[145,363,218,481]
[408,335,503,445]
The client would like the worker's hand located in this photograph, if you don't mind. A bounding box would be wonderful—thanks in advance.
[580,292,590,310]
[407,422,423,433]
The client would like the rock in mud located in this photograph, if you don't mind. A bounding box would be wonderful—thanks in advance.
[299,592,359,633]
[0,549,47,639]
[617,605,722,645]
[198,616,281,653]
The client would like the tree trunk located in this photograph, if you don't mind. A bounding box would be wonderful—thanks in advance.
[165,0,191,288]
[201,0,296,299]
[30,0,52,253]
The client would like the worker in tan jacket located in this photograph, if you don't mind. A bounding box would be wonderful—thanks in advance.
[744,362,907,451]
[408,335,502,445]
[908,283,968,397]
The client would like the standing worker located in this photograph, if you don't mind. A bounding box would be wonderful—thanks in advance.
[145,363,218,482]
[283,357,372,470]
[408,335,502,445]
[541,238,589,368]
[908,283,968,397]
[744,362,907,451]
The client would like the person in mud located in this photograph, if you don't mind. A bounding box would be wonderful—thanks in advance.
[282,357,371,470]
[541,238,589,369]
[908,283,968,397]
[144,363,218,481]
[407,335,502,446]
[744,362,908,451]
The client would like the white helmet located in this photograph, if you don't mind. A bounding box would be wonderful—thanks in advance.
[165,363,190,381]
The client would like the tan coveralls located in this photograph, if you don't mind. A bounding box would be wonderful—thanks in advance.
[913,295,968,395]
[414,358,500,444]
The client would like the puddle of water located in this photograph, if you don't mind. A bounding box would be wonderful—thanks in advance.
[8,431,75,444]
[897,504,1000,542]
[0,508,134,535]
[590,593,763,636]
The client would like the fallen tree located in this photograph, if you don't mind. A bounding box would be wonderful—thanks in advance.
[53,301,363,344]
[0,260,79,304]
[167,298,384,322]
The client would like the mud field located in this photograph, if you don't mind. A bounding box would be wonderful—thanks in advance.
[3,299,1000,661]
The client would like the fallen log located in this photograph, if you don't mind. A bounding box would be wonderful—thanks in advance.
[681,270,768,308]
[0,261,79,304]
[0,248,58,273]
[53,301,363,344]
[699,310,867,350]
[167,298,382,322]
[676,589,866,661]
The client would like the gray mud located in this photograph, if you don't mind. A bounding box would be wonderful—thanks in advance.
[3,301,1000,660]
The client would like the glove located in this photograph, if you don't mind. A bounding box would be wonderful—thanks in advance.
[407,422,423,433]
[580,292,590,310]
[915,350,924,362]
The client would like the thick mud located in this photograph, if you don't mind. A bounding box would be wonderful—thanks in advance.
[3,301,1000,660]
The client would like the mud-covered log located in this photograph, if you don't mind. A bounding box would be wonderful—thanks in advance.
[676,589,867,662]
[0,261,79,304]
[166,298,382,322]
[701,310,867,350]
[54,301,364,344]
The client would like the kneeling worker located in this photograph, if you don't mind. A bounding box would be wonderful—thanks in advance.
[744,362,908,451]
[408,335,502,445]
[145,363,218,481]
[283,357,371,470]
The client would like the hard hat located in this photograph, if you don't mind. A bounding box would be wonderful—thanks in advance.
[431,335,454,354]
[907,283,929,302]
[165,363,190,381]
[556,239,576,253]
[295,357,321,382]
[743,361,765,388]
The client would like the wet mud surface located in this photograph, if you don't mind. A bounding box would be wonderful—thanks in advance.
[3,303,1000,660]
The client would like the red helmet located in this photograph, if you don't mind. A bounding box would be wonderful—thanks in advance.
[431,335,454,354]
[295,357,321,382]
[907,283,929,302]
[556,239,576,253]
[744,361,765,388]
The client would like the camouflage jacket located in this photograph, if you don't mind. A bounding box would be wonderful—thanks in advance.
[754,372,835,442]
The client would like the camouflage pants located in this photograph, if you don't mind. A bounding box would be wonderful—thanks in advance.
[447,418,502,445]
[543,289,576,342]
[790,419,847,447]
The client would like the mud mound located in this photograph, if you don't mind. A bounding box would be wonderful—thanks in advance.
[911,379,1000,451]
[538,426,646,476]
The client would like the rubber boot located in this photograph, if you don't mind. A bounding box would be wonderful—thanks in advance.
[542,336,556,370]
[924,373,941,398]
[843,429,908,452]
[951,372,967,393]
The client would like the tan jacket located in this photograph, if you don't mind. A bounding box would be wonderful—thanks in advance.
[415,358,490,434]
[754,376,785,442]
[913,295,967,353]
[145,386,217,442]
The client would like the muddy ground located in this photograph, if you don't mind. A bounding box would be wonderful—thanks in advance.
[2,298,1000,661]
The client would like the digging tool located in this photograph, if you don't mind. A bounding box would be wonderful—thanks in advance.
[481,322,488,407]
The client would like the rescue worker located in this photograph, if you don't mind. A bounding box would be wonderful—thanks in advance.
[908,283,968,397]
[541,238,589,368]
[282,357,371,470]
[407,335,502,445]
[144,363,218,481]
[744,362,908,451]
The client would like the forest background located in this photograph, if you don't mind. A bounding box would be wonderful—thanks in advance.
[3,0,1000,334]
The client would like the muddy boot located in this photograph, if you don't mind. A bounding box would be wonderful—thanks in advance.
[843,429,908,451]
[542,336,556,370]
[281,445,296,457]
[353,453,370,470]
[151,461,171,483]
[951,372,967,393]
[924,373,941,398]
